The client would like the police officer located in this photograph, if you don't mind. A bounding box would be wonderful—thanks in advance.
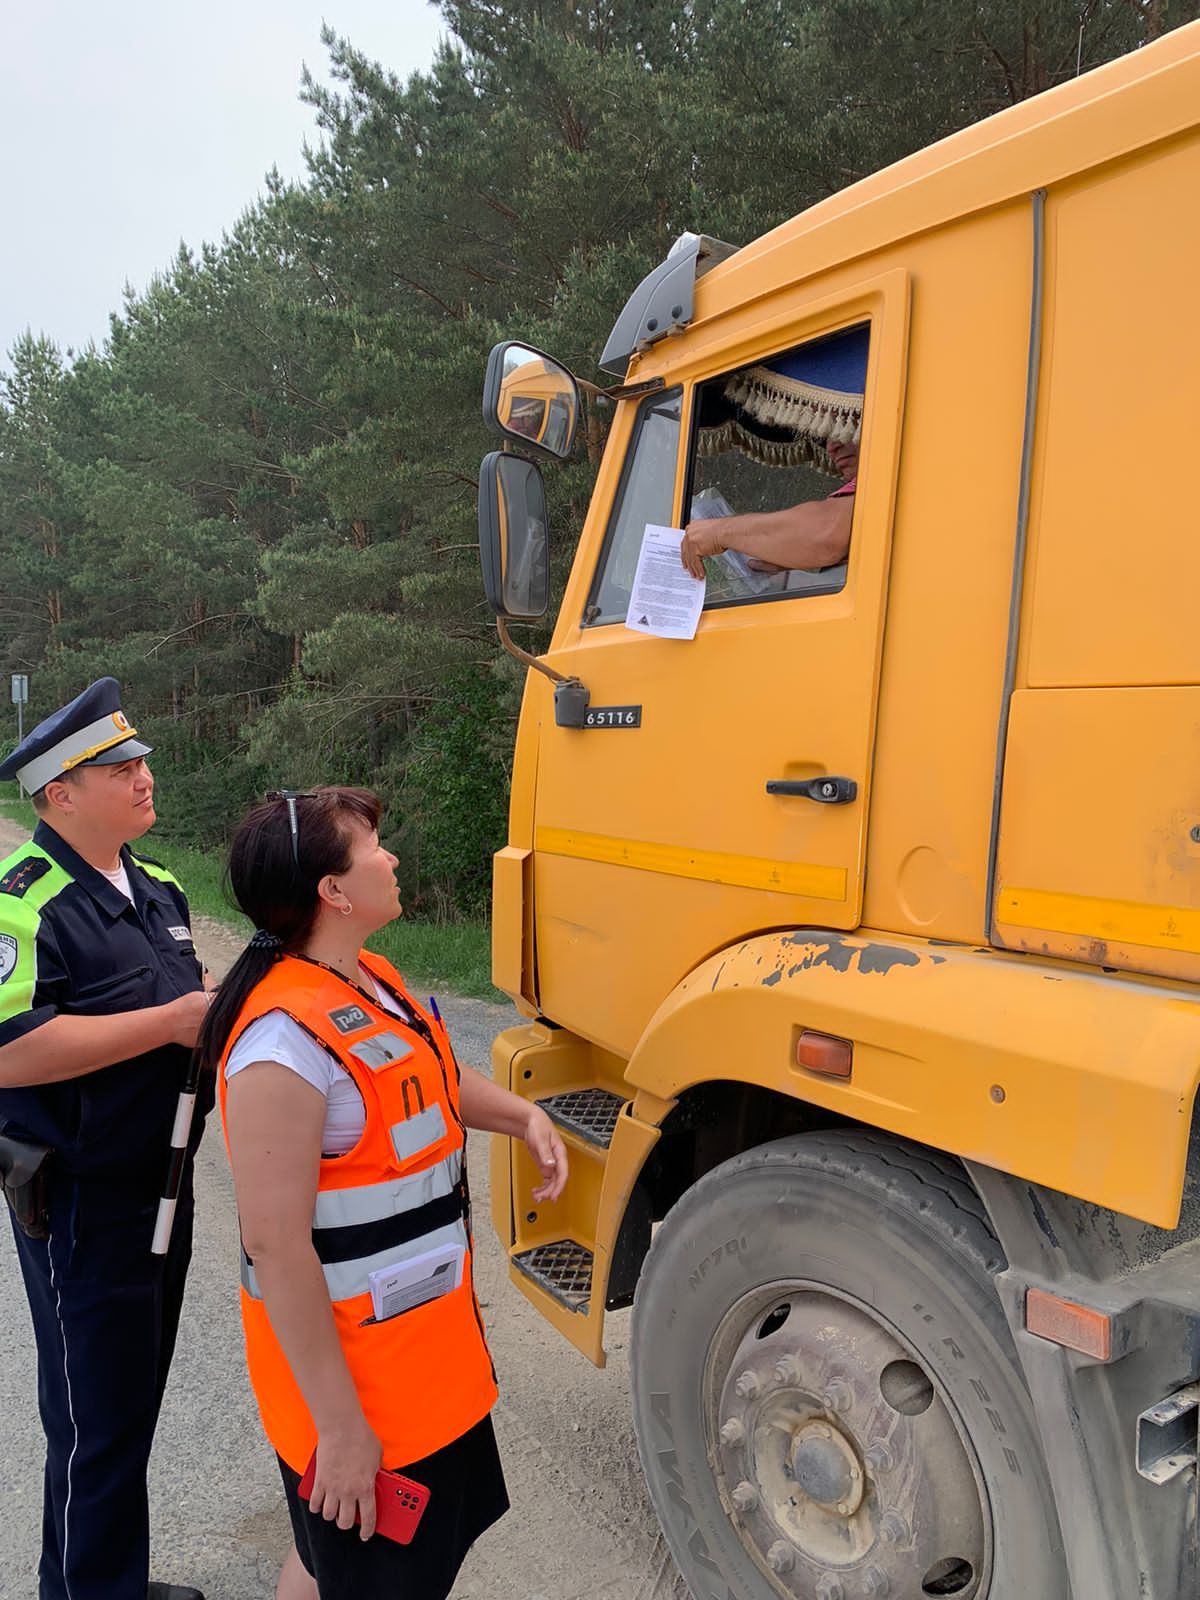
[0,678,210,1600]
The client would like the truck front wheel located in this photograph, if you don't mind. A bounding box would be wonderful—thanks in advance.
[630,1131,1068,1600]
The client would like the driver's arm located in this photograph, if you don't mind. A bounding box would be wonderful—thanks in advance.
[680,496,853,579]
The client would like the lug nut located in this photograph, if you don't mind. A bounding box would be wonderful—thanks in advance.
[719,1417,745,1447]
[823,1378,853,1414]
[863,1567,890,1598]
[878,1510,908,1546]
[815,1577,845,1600]
[734,1369,761,1400]
[865,1440,894,1473]
[731,1479,759,1513]
[774,1353,801,1384]
[766,1540,795,1574]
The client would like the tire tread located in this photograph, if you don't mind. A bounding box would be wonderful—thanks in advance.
[655,1129,1006,1280]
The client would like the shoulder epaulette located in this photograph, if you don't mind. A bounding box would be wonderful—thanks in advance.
[0,856,52,899]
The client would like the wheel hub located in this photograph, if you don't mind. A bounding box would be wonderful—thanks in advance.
[708,1286,988,1598]
[790,1421,864,1517]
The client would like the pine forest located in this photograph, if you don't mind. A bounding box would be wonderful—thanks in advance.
[1,0,1192,918]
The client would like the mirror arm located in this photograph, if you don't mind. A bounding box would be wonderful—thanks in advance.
[603,374,666,401]
[495,619,591,729]
[496,617,573,685]
[572,374,662,402]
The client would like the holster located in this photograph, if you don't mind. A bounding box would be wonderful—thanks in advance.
[0,1131,54,1240]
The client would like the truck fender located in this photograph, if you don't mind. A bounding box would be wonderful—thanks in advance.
[621,927,1200,1229]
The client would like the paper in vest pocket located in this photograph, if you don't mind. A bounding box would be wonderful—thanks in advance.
[368,1241,465,1322]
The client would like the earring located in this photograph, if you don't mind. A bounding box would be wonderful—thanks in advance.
[341,902,353,916]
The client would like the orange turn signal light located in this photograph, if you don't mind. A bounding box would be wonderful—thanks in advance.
[1025,1287,1112,1361]
[795,1030,853,1079]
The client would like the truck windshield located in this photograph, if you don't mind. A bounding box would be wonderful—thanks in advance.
[585,389,682,626]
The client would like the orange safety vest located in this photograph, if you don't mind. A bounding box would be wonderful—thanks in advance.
[217,949,498,1473]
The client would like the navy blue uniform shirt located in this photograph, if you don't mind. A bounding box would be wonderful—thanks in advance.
[0,821,210,1183]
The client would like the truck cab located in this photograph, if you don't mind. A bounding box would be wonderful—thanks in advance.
[478,25,1200,1600]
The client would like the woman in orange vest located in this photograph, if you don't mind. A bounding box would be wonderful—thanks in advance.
[196,786,567,1600]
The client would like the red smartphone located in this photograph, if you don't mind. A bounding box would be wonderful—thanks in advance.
[298,1453,431,1545]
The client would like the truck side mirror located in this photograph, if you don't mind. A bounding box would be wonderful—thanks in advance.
[483,342,580,460]
[478,451,551,620]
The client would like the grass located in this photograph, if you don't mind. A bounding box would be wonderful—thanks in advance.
[370,920,498,1002]
[0,795,501,1001]
[0,795,34,830]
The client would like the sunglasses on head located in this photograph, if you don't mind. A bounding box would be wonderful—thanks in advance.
[265,789,318,868]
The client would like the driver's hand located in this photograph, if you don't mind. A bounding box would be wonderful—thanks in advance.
[680,521,725,579]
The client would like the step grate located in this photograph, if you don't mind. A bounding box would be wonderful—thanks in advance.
[536,1087,626,1149]
[513,1238,593,1313]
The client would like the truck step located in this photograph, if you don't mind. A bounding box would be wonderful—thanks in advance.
[512,1238,593,1313]
[536,1087,626,1149]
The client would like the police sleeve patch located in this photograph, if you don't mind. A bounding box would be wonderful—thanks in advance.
[0,932,18,985]
[0,857,51,899]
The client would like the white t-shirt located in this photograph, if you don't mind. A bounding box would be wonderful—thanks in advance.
[225,971,412,1157]
[99,861,134,901]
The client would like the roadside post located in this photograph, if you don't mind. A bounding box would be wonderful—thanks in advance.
[10,675,29,794]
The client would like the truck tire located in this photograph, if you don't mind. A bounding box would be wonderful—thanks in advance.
[630,1131,1068,1600]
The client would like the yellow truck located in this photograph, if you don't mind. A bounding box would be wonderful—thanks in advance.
[476,24,1200,1600]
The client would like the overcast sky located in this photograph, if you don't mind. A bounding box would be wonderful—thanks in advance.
[0,2,447,364]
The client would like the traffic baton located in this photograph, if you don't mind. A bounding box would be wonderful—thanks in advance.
[151,1055,201,1256]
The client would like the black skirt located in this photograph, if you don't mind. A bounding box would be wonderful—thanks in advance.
[278,1413,509,1600]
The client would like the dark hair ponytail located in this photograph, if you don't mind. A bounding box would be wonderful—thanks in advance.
[195,785,382,1075]
[195,943,282,1077]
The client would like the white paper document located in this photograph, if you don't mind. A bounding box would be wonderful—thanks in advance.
[624,524,705,640]
[367,1241,465,1322]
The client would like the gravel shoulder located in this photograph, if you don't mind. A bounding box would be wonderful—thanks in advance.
[0,818,690,1599]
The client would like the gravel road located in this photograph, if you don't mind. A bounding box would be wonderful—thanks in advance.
[0,817,691,1600]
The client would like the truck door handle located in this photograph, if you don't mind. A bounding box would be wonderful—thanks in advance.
[766,776,858,804]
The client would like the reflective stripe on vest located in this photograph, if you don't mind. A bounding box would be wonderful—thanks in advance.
[242,1148,467,1303]
[242,1213,472,1304]
[391,1101,446,1161]
[313,1147,462,1230]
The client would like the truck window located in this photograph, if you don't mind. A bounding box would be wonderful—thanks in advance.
[686,322,869,607]
[585,389,682,625]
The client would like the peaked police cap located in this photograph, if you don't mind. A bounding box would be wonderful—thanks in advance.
[0,677,153,794]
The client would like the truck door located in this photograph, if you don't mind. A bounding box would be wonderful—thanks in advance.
[529,274,910,1056]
